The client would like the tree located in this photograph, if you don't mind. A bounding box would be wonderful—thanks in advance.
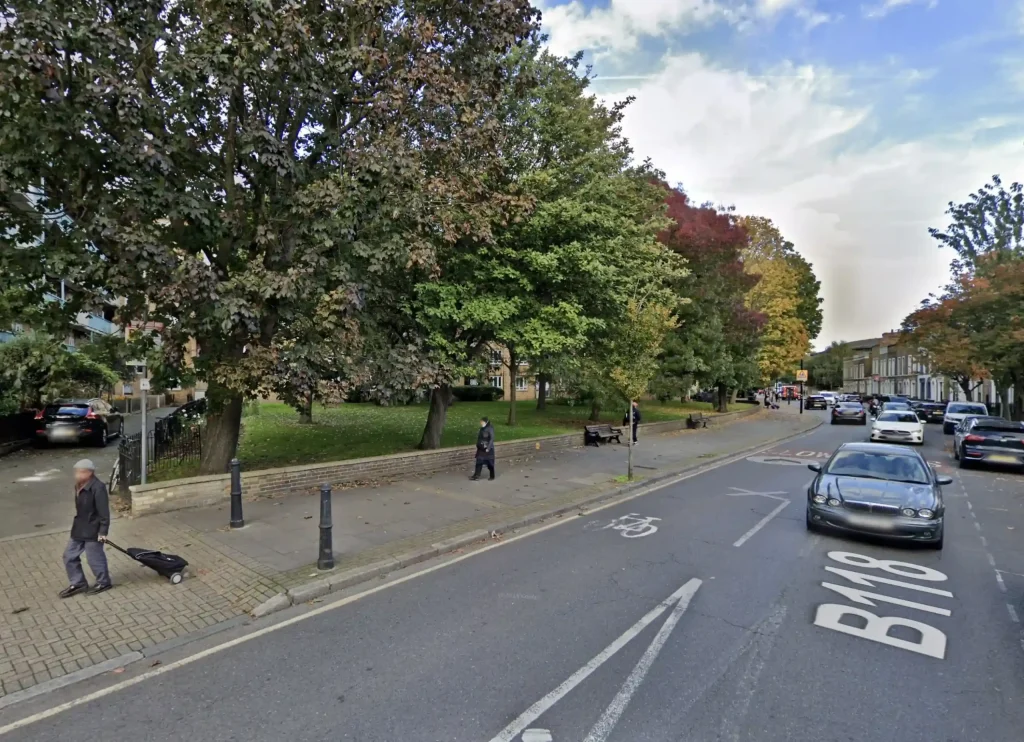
[806,341,848,390]
[606,297,678,480]
[0,0,539,472]
[901,297,986,400]
[656,189,762,411]
[930,175,1024,276]
[741,216,810,383]
[0,334,117,409]
[788,252,823,343]
[411,46,675,442]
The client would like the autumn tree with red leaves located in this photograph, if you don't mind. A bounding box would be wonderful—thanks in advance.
[654,187,764,412]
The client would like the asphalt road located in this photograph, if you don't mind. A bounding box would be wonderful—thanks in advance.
[4,409,1024,741]
[0,407,176,540]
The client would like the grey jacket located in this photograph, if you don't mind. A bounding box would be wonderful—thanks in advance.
[70,476,111,542]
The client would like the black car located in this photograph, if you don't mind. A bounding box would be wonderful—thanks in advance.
[806,395,828,410]
[955,419,1024,471]
[806,442,951,548]
[915,402,947,424]
[156,397,207,443]
[34,398,124,447]
[830,402,867,425]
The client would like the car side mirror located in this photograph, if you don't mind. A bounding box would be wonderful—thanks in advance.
[807,463,821,473]
[936,475,953,486]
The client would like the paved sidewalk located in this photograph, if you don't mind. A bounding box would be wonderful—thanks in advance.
[0,406,817,700]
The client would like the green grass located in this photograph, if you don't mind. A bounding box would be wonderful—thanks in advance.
[150,398,717,478]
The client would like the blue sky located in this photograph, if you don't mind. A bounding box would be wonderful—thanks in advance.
[536,0,1024,347]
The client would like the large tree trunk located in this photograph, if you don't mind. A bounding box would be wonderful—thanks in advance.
[729,388,738,405]
[716,383,728,413]
[200,384,243,474]
[507,345,518,426]
[418,384,453,450]
[589,399,601,422]
[298,390,314,425]
[536,372,548,411]
[957,376,972,400]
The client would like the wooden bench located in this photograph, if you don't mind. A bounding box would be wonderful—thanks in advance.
[687,412,709,429]
[584,424,623,446]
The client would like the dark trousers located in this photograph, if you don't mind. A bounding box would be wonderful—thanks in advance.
[63,539,110,587]
[473,456,495,479]
[631,423,638,443]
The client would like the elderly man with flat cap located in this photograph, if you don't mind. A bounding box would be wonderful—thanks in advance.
[59,458,113,597]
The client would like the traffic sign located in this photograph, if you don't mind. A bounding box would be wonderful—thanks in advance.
[795,370,808,382]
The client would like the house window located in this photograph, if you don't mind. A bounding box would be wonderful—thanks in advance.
[490,349,503,368]
[515,376,527,391]
[489,375,503,389]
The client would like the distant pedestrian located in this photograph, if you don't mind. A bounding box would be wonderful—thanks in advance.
[762,390,770,409]
[629,401,641,443]
[471,416,495,481]
[59,459,112,598]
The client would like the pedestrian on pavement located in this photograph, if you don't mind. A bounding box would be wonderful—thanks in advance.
[629,400,641,444]
[59,459,113,598]
[471,416,496,481]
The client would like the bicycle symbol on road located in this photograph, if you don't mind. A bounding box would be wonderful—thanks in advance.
[601,513,662,538]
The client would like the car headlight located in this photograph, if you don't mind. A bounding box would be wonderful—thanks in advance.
[901,508,917,517]
[812,494,827,504]
[827,498,841,507]
[918,508,935,519]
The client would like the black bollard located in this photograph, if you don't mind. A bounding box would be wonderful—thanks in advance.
[229,458,245,529]
[318,483,334,570]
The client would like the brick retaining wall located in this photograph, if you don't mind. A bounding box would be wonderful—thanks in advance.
[129,405,759,516]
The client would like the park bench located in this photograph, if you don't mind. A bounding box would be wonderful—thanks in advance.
[687,412,709,429]
[584,424,623,446]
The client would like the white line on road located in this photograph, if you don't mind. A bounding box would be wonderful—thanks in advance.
[987,553,997,568]
[488,579,702,742]
[582,580,702,742]
[733,500,790,548]
[1008,605,1019,624]
[966,500,973,511]
[980,536,988,548]
[974,521,982,531]
[995,572,1008,593]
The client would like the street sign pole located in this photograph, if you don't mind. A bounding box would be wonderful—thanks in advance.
[798,360,804,414]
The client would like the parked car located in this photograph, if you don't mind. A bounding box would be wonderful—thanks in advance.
[819,391,838,407]
[915,402,948,424]
[806,442,949,549]
[831,402,867,425]
[953,418,1024,471]
[806,395,828,410]
[880,401,913,413]
[870,410,924,445]
[953,416,1004,461]
[943,402,989,434]
[156,397,207,443]
[34,398,124,447]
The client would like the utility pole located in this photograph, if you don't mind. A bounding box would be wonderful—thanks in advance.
[139,364,149,484]
[799,359,804,415]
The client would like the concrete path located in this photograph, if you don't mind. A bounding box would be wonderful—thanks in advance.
[0,407,814,701]
[5,408,1023,741]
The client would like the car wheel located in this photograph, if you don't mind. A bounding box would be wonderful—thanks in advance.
[958,455,971,470]
[95,426,108,448]
[943,423,953,434]
[116,420,124,438]
[953,445,959,460]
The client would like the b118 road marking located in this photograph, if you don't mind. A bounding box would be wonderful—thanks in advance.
[813,551,952,659]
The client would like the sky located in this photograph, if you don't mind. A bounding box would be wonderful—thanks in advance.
[535,0,1024,348]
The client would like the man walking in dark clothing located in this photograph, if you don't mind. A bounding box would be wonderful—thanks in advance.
[471,416,496,480]
[59,459,113,598]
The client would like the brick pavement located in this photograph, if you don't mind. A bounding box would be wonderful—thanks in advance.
[0,406,818,700]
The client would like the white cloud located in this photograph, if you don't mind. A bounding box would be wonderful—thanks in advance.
[602,54,1024,346]
[862,0,938,21]
[536,0,832,58]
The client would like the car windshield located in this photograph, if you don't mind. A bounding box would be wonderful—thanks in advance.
[949,403,987,414]
[877,412,919,423]
[49,404,89,416]
[826,450,930,483]
[882,403,910,410]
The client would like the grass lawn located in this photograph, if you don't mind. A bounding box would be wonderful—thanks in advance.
[235,399,716,472]
[149,398,719,481]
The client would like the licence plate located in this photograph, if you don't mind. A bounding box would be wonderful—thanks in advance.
[845,514,894,530]
[989,454,1020,464]
[49,427,77,440]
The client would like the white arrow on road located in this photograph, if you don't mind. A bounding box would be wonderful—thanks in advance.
[488,578,702,742]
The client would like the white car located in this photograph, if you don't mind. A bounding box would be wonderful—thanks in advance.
[819,392,838,407]
[942,402,989,435]
[871,410,925,446]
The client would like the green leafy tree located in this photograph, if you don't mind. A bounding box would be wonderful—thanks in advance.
[806,341,848,390]
[0,333,117,409]
[0,0,539,472]
[930,175,1024,276]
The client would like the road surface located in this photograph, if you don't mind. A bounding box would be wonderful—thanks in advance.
[0,407,177,540]
[3,409,1023,741]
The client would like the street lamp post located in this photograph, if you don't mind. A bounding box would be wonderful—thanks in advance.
[799,359,804,415]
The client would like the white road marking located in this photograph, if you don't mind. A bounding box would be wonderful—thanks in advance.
[718,604,787,742]
[824,567,953,597]
[980,536,988,547]
[987,553,997,567]
[1008,605,1020,624]
[814,603,948,659]
[601,513,661,538]
[733,500,790,548]
[522,730,553,742]
[966,501,973,511]
[726,487,788,501]
[974,521,982,531]
[0,425,821,735]
[488,579,702,742]
[995,572,1008,593]
[581,580,702,742]
[821,582,951,616]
